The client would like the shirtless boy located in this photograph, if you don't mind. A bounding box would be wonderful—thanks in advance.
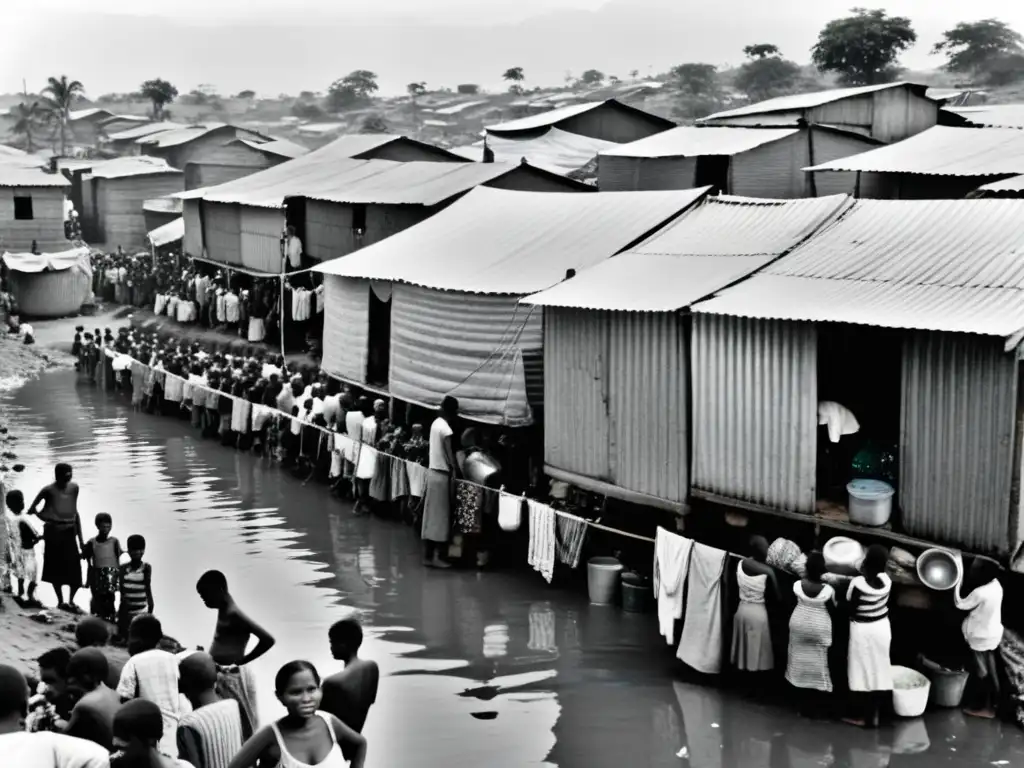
[195,570,275,739]
[320,617,379,744]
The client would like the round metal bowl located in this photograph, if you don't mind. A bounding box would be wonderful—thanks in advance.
[916,548,962,591]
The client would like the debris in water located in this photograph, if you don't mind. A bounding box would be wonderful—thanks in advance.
[676,746,689,759]
[710,723,719,728]
[470,711,498,720]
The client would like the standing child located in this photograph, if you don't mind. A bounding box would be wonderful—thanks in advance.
[4,489,42,606]
[118,535,153,639]
[82,513,123,623]
[955,557,1004,718]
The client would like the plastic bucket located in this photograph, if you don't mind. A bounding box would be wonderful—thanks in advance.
[587,557,623,605]
[892,665,931,718]
[847,478,895,526]
[924,667,969,708]
[621,572,652,613]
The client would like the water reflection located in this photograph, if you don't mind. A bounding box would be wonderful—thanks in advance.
[3,372,1024,768]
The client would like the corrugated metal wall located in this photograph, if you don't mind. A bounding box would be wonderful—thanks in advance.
[731,134,806,198]
[240,205,283,274]
[98,174,184,247]
[304,201,431,262]
[321,275,370,383]
[202,202,242,265]
[390,284,541,425]
[186,163,266,191]
[597,155,696,191]
[183,199,203,257]
[9,262,91,317]
[545,308,689,503]
[810,130,877,197]
[692,314,818,512]
[900,331,1019,553]
[545,308,612,480]
[869,88,938,143]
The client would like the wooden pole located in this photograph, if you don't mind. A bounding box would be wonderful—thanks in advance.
[279,275,286,356]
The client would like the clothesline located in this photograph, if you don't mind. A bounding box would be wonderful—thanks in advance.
[107,350,656,546]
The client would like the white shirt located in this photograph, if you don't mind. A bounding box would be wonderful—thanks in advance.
[429,416,453,472]
[117,648,190,758]
[285,236,303,269]
[817,400,860,443]
[0,730,110,768]
[955,579,1004,651]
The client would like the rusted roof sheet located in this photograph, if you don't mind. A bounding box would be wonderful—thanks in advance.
[693,198,1024,337]
[523,194,850,311]
[806,126,1024,176]
[315,186,709,294]
[601,126,799,158]
[701,82,926,122]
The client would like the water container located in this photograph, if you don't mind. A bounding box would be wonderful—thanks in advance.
[587,557,623,605]
[892,665,931,718]
[621,572,652,613]
[847,478,895,527]
[919,656,969,707]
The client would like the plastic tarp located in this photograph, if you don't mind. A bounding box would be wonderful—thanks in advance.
[2,247,91,273]
[321,275,370,384]
[148,217,184,248]
[389,283,540,426]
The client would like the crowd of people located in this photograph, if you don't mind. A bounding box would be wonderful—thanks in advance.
[1,462,378,768]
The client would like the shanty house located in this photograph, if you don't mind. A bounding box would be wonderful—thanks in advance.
[687,198,1024,557]
[137,124,273,170]
[700,82,938,144]
[67,108,116,146]
[806,126,1024,199]
[188,144,587,276]
[313,186,709,424]
[104,122,186,156]
[598,125,880,196]
[0,165,70,253]
[308,134,470,163]
[80,157,184,247]
[480,99,675,177]
[521,194,850,511]
[183,138,310,190]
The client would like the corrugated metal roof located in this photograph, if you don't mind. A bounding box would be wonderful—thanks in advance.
[106,122,186,142]
[199,143,532,207]
[600,126,799,159]
[137,123,228,148]
[314,185,709,294]
[85,156,182,180]
[946,104,1024,129]
[523,194,850,311]
[701,82,921,121]
[453,128,617,175]
[236,138,309,159]
[972,174,1024,196]
[297,133,398,158]
[68,108,112,122]
[142,197,181,214]
[692,198,1024,337]
[806,126,1024,176]
[147,217,184,247]
[0,165,70,187]
[485,101,607,133]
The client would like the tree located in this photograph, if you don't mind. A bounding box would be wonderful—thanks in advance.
[581,69,605,85]
[933,19,1024,82]
[42,75,86,156]
[236,89,256,99]
[139,78,178,120]
[325,70,379,112]
[629,69,640,81]
[669,63,723,121]
[407,82,427,99]
[743,43,781,59]
[360,114,389,134]
[10,101,43,153]
[811,9,916,86]
[503,67,526,94]
[982,53,1024,86]
[735,45,802,102]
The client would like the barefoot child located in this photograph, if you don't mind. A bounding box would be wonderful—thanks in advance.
[321,617,379,747]
[118,535,153,639]
[4,490,41,606]
[955,557,1004,718]
[82,513,123,623]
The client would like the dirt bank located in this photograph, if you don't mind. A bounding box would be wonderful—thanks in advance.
[0,335,75,389]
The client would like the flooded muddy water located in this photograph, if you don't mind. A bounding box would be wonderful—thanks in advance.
[4,370,1024,767]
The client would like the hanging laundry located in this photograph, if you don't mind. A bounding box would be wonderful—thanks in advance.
[555,514,587,568]
[252,404,274,432]
[655,527,693,645]
[528,500,556,583]
[315,284,325,313]
[231,399,252,434]
[498,492,523,532]
[405,460,428,498]
[817,400,860,443]
[677,543,728,673]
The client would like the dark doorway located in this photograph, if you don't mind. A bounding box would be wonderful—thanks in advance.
[285,196,306,243]
[694,155,730,192]
[366,285,392,387]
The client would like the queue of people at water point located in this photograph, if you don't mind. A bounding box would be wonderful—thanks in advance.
[1,465,376,767]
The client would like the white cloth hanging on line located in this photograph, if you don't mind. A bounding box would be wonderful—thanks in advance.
[528,500,556,583]
[654,527,693,645]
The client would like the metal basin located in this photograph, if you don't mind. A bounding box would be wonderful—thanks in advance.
[916,548,962,591]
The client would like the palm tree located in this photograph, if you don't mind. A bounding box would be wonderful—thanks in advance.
[42,75,86,156]
[10,101,43,153]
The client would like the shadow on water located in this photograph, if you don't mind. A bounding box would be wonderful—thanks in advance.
[4,370,1024,767]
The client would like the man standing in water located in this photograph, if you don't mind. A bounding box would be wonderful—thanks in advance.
[422,396,460,569]
[321,618,379,742]
[28,463,84,611]
[196,570,276,740]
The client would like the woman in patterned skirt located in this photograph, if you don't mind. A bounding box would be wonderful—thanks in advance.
[787,552,836,710]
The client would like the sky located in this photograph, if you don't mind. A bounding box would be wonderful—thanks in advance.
[4,0,1024,96]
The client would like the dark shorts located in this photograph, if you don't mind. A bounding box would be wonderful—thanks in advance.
[42,524,83,588]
